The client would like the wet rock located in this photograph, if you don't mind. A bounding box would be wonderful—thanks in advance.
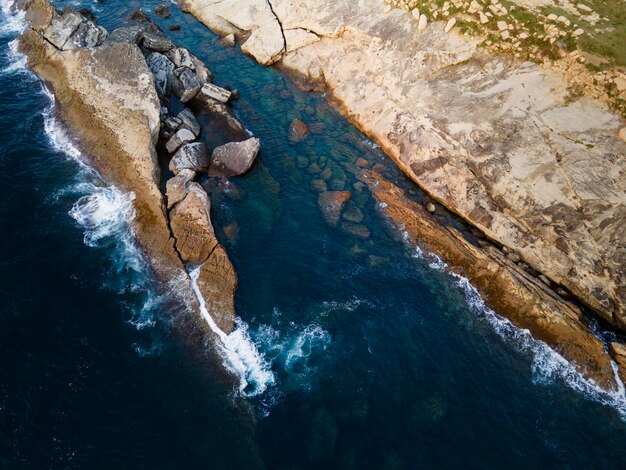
[222,221,240,242]
[169,182,218,264]
[356,158,369,168]
[43,9,84,49]
[166,47,195,70]
[221,33,236,47]
[165,128,195,154]
[196,244,237,333]
[318,191,351,226]
[142,31,174,52]
[341,222,370,239]
[198,99,245,134]
[77,8,95,22]
[168,24,181,31]
[146,52,174,95]
[154,4,171,18]
[170,143,210,175]
[196,82,232,104]
[290,118,309,142]
[177,108,201,137]
[209,138,261,177]
[129,9,149,22]
[610,342,626,384]
[171,67,203,102]
[343,206,364,223]
[166,169,195,209]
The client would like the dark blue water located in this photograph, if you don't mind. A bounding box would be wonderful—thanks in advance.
[1,1,626,468]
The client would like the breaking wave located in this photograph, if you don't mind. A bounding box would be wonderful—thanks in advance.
[409,238,626,417]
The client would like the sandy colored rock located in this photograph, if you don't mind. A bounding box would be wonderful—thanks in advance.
[184,0,626,329]
[365,171,617,390]
[170,182,219,265]
[166,169,195,209]
[610,342,626,385]
[318,191,351,226]
[196,245,237,332]
[289,118,308,142]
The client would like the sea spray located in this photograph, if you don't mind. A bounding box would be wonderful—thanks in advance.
[189,267,275,397]
[407,237,626,417]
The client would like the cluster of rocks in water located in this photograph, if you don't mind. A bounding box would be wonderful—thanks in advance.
[19,1,264,333]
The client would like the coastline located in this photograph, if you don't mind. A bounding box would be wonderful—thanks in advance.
[180,0,626,389]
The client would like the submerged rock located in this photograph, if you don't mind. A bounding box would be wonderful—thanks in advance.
[169,182,218,265]
[209,138,261,177]
[318,191,351,226]
[169,142,210,174]
[289,118,309,142]
[155,4,172,18]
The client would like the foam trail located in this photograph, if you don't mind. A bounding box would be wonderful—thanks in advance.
[409,239,626,417]
[0,0,25,38]
[189,267,275,397]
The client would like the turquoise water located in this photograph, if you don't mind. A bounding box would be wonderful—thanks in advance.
[1,1,626,467]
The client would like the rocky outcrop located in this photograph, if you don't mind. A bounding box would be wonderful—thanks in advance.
[318,191,351,227]
[364,171,618,390]
[15,0,242,335]
[170,182,219,264]
[209,138,261,177]
[182,0,626,351]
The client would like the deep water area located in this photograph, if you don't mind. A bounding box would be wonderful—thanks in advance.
[1,1,626,468]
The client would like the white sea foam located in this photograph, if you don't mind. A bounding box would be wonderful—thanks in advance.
[189,267,275,397]
[408,237,626,417]
[0,0,25,38]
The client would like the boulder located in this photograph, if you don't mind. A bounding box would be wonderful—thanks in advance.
[343,206,364,223]
[196,245,237,333]
[289,119,308,142]
[318,191,351,226]
[146,52,174,96]
[195,82,232,104]
[171,67,203,102]
[169,143,210,174]
[209,138,261,177]
[165,128,196,154]
[142,32,173,52]
[64,20,107,49]
[177,108,201,137]
[106,25,145,45]
[43,9,84,49]
[191,54,213,83]
[169,182,218,265]
[166,47,195,70]
[169,24,181,31]
[166,169,196,209]
[341,222,371,239]
[163,115,182,133]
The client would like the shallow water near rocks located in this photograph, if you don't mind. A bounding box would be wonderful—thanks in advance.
[1,0,626,468]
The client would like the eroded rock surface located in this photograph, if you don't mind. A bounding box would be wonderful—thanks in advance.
[182,0,626,329]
